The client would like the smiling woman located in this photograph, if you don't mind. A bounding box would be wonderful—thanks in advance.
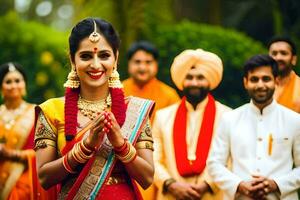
[0,62,55,200]
[34,18,155,200]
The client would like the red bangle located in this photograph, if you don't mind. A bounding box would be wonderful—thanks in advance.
[116,142,130,157]
[114,139,127,152]
[126,151,137,164]
[62,155,77,174]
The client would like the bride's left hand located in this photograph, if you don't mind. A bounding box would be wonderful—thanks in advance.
[104,111,125,148]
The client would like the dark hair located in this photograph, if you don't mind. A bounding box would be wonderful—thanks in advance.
[243,54,278,77]
[267,35,297,55]
[69,17,120,62]
[0,62,27,85]
[127,40,159,60]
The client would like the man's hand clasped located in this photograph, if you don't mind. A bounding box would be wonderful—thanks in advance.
[237,175,279,199]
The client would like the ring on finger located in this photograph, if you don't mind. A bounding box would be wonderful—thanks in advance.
[264,187,269,193]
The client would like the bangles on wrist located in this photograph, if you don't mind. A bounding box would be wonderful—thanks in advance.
[62,139,95,173]
[114,140,137,164]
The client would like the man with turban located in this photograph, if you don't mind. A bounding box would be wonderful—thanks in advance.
[152,49,231,200]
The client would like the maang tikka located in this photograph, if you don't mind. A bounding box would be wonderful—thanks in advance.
[64,65,80,88]
[89,20,101,43]
[8,62,17,72]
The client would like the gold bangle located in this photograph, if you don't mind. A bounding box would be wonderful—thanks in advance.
[76,143,93,160]
[71,146,86,163]
[71,143,91,164]
[116,143,137,163]
[81,140,94,154]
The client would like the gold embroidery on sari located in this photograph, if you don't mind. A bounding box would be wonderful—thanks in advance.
[34,112,57,150]
[34,139,56,150]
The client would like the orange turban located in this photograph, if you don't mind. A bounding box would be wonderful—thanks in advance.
[170,49,223,91]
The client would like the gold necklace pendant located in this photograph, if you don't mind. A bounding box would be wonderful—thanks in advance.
[78,94,111,120]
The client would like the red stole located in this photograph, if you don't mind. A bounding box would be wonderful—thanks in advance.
[173,94,216,176]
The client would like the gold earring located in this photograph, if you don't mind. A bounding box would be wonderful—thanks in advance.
[108,68,123,88]
[64,65,80,88]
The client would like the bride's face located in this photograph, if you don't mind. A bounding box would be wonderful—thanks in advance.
[73,34,117,89]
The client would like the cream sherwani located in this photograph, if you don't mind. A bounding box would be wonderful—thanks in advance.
[207,100,300,200]
[153,97,231,200]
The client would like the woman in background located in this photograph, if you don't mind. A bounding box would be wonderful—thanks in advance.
[0,62,54,199]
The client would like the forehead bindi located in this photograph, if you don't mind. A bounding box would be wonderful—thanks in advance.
[93,47,98,53]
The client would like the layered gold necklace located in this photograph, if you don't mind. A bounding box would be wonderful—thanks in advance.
[0,101,27,130]
[78,93,112,120]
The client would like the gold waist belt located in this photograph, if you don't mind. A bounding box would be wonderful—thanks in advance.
[105,174,127,185]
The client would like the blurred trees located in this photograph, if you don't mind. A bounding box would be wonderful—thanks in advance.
[0,0,299,106]
[0,12,68,104]
[151,21,266,107]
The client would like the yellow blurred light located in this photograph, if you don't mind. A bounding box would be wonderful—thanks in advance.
[41,51,54,65]
[44,89,56,99]
[36,72,48,86]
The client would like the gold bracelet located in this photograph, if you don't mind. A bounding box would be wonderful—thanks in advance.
[71,145,86,163]
[71,143,91,164]
[116,143,137,163]
[81,140,94,154]
[76,143,94,160]
[62,154,77,174]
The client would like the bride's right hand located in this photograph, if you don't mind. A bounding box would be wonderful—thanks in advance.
[85,112,108,149]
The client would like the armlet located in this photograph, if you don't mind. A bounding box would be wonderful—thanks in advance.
[136,120,153,150]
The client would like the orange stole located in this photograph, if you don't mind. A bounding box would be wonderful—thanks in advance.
[123,78,180,123]
[277,72,300,113]
[8,152,57,200]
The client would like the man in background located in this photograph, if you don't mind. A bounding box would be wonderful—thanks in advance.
[123,41,180,122]
[153,49,231,200]
[268,36,300,112]
[123,41,179,200]
[207,54,300,199]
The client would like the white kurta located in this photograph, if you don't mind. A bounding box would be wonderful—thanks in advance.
[153,97,231,200]
[207,100,300,200]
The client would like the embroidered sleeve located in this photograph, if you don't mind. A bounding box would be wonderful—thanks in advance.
[135,120,154,151]
[34,111,57,150]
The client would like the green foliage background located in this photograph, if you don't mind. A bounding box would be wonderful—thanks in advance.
[0,12,68,104]
[0,13,268,108]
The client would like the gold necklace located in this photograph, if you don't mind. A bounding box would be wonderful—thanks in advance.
[78,93,111,120]
[0,101,27,130]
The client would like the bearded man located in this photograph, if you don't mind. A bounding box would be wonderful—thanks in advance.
[268,36,300,112]
[152,49,231,200]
